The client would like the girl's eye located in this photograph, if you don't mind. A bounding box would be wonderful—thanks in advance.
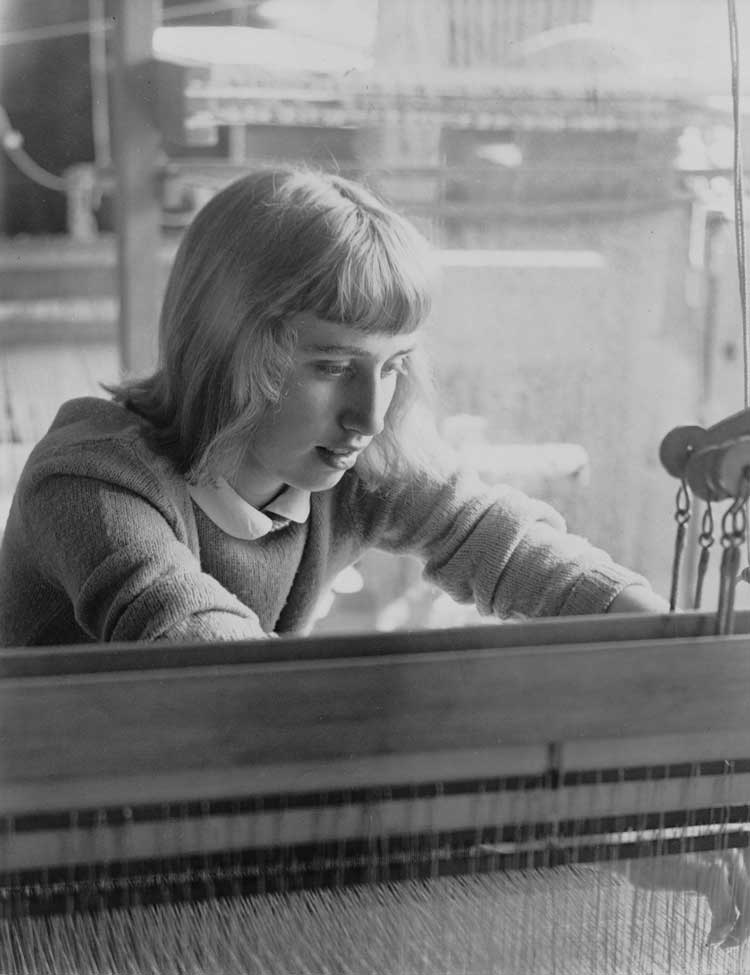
[315,361,353,378]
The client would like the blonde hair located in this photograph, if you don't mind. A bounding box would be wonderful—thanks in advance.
[109,167,438,484]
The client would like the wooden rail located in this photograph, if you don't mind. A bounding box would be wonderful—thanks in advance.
[2,611,749,813]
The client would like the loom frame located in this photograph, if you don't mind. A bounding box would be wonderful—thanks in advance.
[3,611,750,914]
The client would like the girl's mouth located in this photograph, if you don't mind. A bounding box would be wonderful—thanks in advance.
[316,446,359,470]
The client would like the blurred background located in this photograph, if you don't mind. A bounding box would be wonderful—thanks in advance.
[1,0,749,632]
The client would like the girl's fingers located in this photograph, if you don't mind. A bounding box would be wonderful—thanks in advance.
[694,856,738,946]
[718,850,750,948]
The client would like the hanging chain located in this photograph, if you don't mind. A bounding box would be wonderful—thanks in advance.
[693,503,715,609]
[669,479,692,612]
[717,473,750,634]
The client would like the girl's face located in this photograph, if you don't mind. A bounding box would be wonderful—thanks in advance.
[233,314,418,507]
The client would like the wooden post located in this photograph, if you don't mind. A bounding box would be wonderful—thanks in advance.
[112,0,162,376]
[89,0,112,168]
[228,3,249,165]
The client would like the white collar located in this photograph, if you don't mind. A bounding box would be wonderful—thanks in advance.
[188,476,310,541]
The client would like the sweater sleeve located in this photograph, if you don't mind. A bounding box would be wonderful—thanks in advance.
[19,473,268,643]
[357,467,649,618]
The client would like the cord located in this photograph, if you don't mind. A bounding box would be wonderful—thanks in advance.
[727,0,750,576]
[0,0,259,47]
[728,0,749,408]
[0,105,66,191]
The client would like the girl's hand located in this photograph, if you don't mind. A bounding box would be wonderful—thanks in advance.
[620,851,750,948]
[608,584,670,614]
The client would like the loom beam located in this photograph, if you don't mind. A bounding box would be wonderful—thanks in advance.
[2,612,750,919]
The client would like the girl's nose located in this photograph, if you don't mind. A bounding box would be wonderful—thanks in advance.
[340,373,389,437]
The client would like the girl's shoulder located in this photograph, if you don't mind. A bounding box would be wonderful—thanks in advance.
[19,396,187,506]
[36,395,145,444]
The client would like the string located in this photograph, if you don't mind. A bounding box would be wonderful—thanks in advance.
[728,0,749,407]
[0,106,67,192]
[0,1,260,47]
[1,0,259,191]
[727,0,750,581]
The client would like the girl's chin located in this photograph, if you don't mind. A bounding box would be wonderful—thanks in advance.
[311,467,348,490]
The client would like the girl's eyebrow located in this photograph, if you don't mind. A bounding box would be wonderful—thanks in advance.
[303,342,415,358]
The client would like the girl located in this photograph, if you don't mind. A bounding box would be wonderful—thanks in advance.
[0,167,663,646]
[2,166,746,948]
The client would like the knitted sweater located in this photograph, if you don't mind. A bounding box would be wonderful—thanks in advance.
[0,397,646,646]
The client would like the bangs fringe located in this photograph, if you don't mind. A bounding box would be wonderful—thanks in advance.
[303,210,435,336]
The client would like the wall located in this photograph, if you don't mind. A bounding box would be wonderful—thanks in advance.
[428,201,704,595]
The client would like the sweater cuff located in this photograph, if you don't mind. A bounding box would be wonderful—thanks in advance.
[558,564,651,616]
[155,611,269,642]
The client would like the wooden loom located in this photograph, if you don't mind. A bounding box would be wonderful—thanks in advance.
[3,611,750,974]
